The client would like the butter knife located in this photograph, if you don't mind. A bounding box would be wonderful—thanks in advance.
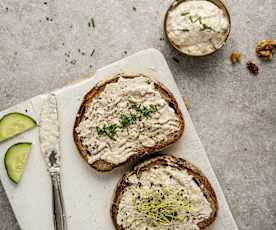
[39,94,67,230]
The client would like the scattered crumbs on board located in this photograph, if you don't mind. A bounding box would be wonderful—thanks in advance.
[132,6,137,11]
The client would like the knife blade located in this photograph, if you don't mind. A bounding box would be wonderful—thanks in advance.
[39,93,67,230]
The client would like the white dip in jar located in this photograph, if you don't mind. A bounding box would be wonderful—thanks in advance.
[166,0,230,56]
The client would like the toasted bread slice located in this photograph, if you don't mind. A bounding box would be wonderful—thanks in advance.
[73,73,184,172]
[112,155,218,229]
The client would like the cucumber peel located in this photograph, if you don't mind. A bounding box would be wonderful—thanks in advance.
[0,113,37,142]
[4,142,32,184]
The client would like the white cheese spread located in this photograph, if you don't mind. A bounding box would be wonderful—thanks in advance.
[75,76,180,165]
[117,166,212,229]
[39,94,60,172]
[166,0,230,56]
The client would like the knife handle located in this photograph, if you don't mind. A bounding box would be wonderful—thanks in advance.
[51,173,67,230]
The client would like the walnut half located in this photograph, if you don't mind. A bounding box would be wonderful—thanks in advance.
[256,39,276,61]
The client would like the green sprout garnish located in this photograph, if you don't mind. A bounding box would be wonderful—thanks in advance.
[181,29,190,32]
[96,99,160,140]
[131,186,193,226]
[181,12,190,16]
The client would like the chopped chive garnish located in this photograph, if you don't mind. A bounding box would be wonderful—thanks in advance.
[96,99,160,140]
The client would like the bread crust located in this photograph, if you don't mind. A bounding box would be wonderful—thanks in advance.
[73,73,185,172]
[111,155,218,229]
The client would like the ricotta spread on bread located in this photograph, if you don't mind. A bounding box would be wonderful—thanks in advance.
[166,0,230,55]
[75,76,181,165]
[116,166,212,229]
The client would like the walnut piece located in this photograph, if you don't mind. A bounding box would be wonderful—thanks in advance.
[230,51,241,64]
[256,39,276,61]
[247,61,259,75]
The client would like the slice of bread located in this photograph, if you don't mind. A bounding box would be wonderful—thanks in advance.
[112,155,218,229]
[73,73,184,172]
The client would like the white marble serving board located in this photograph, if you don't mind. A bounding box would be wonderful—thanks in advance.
[0,49,238,230]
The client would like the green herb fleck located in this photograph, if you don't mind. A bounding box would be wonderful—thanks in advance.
[189,15,202,24]
[88,17,95,28]
[181,29,190,32]
[181,12,190,16]
[200,23,215,32]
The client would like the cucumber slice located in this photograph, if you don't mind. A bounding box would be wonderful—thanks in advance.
[0,113,37,142]
[4,142,32,184]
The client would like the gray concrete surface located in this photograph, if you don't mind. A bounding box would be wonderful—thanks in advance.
[0,0,275,229]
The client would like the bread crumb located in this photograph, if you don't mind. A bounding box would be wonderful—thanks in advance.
[230,51,241,64]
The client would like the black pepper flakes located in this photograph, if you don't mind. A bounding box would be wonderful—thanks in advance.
[132,6,137,11]
[89,17,95,28]
[90,49,95,57]
[70,59,77,65]
[247,61,259,75]
[44,2,47,5]
[172,56,180,63]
